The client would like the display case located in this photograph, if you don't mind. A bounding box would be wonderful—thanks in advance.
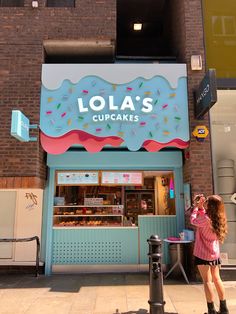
[53,179,124,227]
[125,191,155,223]
[53,205,124,227]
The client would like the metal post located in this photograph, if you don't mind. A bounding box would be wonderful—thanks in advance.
[147,235,165,314]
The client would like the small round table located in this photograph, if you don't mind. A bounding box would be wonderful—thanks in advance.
[164,239,193,284]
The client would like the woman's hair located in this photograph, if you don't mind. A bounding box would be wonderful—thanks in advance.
[206,195,228,243]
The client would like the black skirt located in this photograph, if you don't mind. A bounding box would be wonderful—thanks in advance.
[194,256,221,266]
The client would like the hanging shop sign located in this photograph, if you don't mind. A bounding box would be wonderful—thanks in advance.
[40,64,190,153]
[11,110,38,142]
[11,110,30,142]
[192,125,209,142]
[194,69,217,119]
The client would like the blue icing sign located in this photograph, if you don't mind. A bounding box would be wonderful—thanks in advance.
[40,75,189,151]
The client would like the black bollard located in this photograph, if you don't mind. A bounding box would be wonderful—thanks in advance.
[147,235,165,314]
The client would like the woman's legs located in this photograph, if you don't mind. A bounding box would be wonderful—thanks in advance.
[210,266,225,300]
[211,266,229,313]
[198,265,215,302]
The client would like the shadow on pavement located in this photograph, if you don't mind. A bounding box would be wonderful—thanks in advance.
[119,311,177,314]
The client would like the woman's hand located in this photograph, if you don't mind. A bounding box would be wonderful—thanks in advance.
[193,194,206,208]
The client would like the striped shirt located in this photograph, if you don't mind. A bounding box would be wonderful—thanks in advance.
[190,207,220,261]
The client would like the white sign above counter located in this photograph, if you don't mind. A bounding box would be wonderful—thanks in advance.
[57,171,99,185]
[101,171,143,186]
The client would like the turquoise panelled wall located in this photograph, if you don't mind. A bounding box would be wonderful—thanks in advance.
[44,151,184,275]
[138,216,177,264]
[52,228,138,264]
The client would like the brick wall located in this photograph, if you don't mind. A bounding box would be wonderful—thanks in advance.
[169,0,213,198]
[0,0,116,188]
[0,0,213,195]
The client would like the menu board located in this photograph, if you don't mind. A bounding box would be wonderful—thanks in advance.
[101,171,143,186]
[57,171,99,185]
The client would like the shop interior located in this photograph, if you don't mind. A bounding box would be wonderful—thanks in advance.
[210,89,236,265]
[53,171,176,227]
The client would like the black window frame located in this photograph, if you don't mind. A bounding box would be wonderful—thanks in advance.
[0,0,24,7]
[46,0,75,7]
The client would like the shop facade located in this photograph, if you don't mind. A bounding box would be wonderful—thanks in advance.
[40,63,190,274]
[0,1,212,276]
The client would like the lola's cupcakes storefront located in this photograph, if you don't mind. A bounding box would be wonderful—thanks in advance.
[39,64,190,275]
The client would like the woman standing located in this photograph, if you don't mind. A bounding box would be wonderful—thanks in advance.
[190,194,229,314]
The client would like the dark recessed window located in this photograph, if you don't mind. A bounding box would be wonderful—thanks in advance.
[0,0,24,6]
[47,0,75,7]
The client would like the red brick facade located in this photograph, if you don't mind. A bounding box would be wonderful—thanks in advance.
[0,0,213,196]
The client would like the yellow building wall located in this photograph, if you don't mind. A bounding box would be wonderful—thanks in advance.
[203,0,236,77]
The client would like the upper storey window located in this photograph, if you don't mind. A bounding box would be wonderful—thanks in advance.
[0,0,24,6]
[47,0,75,7]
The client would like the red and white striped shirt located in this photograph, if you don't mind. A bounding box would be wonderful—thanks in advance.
[190,207,220,261]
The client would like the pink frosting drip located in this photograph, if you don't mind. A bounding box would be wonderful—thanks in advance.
[40,130,189,154]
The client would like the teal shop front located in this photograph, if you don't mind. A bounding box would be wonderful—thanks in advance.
[40,64,189,274]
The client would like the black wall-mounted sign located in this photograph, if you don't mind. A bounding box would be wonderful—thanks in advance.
[194,69,217,119]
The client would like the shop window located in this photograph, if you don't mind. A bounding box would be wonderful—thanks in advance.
[212,15,236,36]
[116,0,176,60]
[46,0,75,7]
[0,0,24,6]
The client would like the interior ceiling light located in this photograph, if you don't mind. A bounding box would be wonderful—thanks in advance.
[133,23,142,31]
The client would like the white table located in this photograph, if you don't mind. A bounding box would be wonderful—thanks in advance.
[164,239,193,284]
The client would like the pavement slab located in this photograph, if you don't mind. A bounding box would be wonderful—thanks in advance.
[0,273,235,314]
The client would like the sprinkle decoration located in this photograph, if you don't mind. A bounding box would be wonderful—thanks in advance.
[154,99,158,105]
[96,128,102,132]
[57,103,61,109]
[91,80,97,87]
[99,89,105,95]
[169,93,176,98]
[47,97,53,103]
[175,125,180,131]
[78,116,84,121]
[83,123,89,129]
[144,91,151,95]
[139,82,143,88]
[126,87,133,91]
[68,87,74,94]
[164,117,168,123]
[163,130,170,135]
[162,104,168,109]
[82,90,88,94]
[151,114,158,119]
[67,119,72,126]
[140,121,146,126]
[106,124,111,129]
[112,84,117,91]
[50,119,55,125]
[149,131,153,137]
[117,131,124,137]
[46,111,52,115]
[174,116,181,121]
[174,105,178,111]
[62,95,69,101]
[61,112,66,118]
[157,89,160,95]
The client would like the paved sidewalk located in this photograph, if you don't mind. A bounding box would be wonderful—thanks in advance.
[0,273,235,314]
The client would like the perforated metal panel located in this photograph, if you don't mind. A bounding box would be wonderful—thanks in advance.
[52,228,138,265]
[138,216,177,264]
